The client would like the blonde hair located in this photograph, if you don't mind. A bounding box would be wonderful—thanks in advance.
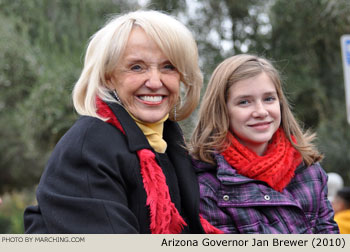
[190,54,323,166]
[72,10,202,121]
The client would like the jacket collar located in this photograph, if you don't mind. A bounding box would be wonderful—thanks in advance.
[107,101,185,154]
[107,102,151,152]
[215,154,255,185]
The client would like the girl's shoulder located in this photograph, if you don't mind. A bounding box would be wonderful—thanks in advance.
[192,158,221,191]
[291,162,327,186]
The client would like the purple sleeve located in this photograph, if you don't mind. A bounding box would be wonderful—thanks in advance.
[198,177,237,234]
[314,165,339,233]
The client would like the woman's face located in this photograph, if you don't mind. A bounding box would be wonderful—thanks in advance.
[226,72,281,155]
[108,27,180,123]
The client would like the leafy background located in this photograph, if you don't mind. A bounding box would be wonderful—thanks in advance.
[0,0,349,233]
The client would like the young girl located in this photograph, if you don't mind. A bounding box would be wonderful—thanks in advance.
[190,54,339,234]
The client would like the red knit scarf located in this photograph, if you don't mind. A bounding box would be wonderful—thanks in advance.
[96,98,222,234]
[221,128,302,192]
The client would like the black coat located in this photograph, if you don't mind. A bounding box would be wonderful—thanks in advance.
[24,102,205,234]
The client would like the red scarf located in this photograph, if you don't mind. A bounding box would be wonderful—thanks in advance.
[96,98,222,234]
[221,128,302,192]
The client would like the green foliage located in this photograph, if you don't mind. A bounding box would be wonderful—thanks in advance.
[0,188,36,233]
[0,13,41,193]
[268,0,350,183]
[269,0,349,122]
[148,0,187,13]
[0,0,136,194]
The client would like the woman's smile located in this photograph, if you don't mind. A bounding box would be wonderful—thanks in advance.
[136,95,166,105]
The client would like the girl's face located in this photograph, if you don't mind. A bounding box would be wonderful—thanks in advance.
[108,27,180,123]
[226,72,281,155]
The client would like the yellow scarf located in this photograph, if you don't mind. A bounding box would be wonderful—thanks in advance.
[129,113,168,153]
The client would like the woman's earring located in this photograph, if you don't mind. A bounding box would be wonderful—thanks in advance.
[113,90,122,104]
[174,105,177,121]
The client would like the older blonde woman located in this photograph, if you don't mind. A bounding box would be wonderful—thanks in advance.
[24,10,220,234]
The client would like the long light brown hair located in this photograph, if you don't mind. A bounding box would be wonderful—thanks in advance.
[190,54,323,165]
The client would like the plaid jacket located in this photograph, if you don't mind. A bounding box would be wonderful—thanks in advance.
[194,154,339,234]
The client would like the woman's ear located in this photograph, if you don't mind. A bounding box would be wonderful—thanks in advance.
[105,73,115,89]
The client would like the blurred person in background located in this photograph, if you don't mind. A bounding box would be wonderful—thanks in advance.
[327,172,344,203]
[332,187,350,234]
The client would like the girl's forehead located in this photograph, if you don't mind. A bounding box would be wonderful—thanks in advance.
[229,73,276,94]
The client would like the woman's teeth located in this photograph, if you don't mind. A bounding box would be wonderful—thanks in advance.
[139,96,163,102]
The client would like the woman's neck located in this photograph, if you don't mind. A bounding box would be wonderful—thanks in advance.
[128,112,169,153]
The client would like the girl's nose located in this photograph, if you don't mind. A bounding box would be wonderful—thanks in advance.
[252,101,268,118]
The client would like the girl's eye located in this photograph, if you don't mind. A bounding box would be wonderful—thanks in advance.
[265,96,277,102]
[238,100,249,105]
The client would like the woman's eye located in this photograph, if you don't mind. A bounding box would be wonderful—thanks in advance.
[163,64,176,71]
[130,65,142,71]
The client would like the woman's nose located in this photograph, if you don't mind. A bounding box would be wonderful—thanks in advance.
[145,68,163,89]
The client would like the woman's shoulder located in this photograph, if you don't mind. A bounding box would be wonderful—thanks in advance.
[42,115,137,183]
[73,116,122,134]
[51,116,128,159]
[66,116,125,141]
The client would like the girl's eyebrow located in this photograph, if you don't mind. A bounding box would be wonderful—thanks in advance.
[234,95,252,100]
[263,91,278,97]
[232,91,277,100]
